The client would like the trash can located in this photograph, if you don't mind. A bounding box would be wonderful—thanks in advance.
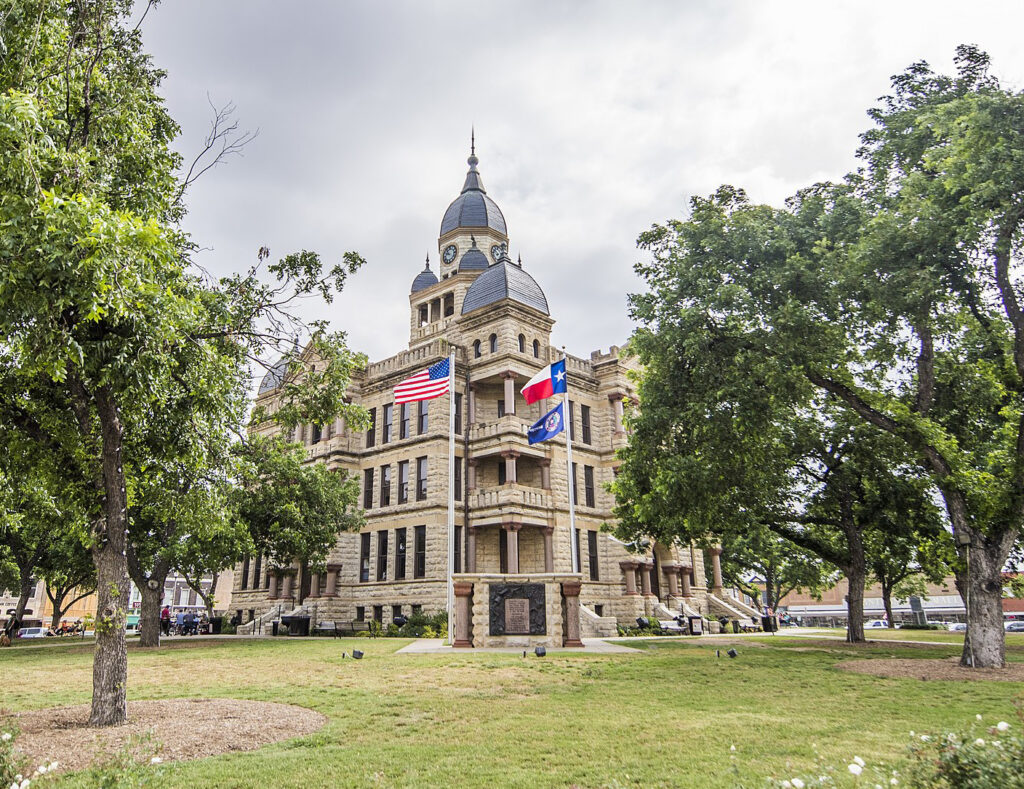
[271,621,279,636]
[761,616,778,633]
[732,620,740,634]
[281,616,310,636]
[209,617,222,635]
[687,616,704,635]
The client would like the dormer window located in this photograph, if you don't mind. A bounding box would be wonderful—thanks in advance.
[489,334,498,353]
[533,339,541,358]
[518,334,525,353]
[473,340,481,358]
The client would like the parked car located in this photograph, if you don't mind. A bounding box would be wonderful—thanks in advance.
[948,622,967,632]
[16,626,49,639]
[865,620,889,629]
[1005,621,1024,632]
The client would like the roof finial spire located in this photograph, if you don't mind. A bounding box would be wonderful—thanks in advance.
[425,253,430,269]
[471,126,475,156]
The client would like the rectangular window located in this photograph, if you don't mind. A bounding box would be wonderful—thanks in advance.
[417,400,429,434]
[360,533,371,582]
[355,606,365,621]
[373,605,383,623]
[392,604,403,622]
[395,528,407,580]
[416,456,428,501]
[455,393,463,435]
[383,403,393,444]
[454,526,462,573]
[414,525,426,579]
[411,604,422,616]
[497,399,505,418]
[240,556,250,590]
[398,460,409,504]
[312,423,323,444]
[363,468,374,509]
[594,604,604,617]
[575,528,582,574]
[380,464,391,506]
[584,465,595,508]
[588,530,599,581]
[499,528,508,574]
[400,403,410,440]
[366,407,376,448]
[252,555,262,589]
[498,459,507,485]
[569,400,576,441]
[581,405,591,444]
[571,462,578,505]
[376,530,388,581]
[454,457,462,501]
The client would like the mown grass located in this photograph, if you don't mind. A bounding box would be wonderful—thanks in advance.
[1,635,1022,788]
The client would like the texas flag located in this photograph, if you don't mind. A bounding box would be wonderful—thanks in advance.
[520,359,567,405]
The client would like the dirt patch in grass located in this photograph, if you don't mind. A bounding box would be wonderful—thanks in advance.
[9,698,326,773]
[837,658,1024,682]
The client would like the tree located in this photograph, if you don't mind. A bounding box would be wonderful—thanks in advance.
[41,532,97,630]
[615,47,1024,667]
[719,526,836,617]
[865,525,951,628]
[0,1,365,723]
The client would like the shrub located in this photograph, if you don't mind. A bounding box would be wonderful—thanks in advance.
[902,713,1024,788]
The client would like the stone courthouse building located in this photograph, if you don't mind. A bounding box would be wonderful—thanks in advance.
[231,146,758,646]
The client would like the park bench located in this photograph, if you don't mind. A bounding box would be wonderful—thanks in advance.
[337,620,377,637]
[314,621,339,638]
[658,620,687,635]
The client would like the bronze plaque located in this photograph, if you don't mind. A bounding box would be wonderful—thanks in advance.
[504,598,530,634]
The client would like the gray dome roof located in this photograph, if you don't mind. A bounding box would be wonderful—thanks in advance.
[461,255,549,316]
[440,153,507,237]
[458,247,489,272]
[258,356,289,394]
[411,261,438,293]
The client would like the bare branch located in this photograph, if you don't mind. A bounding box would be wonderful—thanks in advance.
[177,97,259,199]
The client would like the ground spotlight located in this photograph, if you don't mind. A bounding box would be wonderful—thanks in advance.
[535,646,546,657]
[352,650,364,659]
[727,648,738,659]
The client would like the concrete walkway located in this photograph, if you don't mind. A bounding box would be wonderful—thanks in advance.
[396,637,641,654]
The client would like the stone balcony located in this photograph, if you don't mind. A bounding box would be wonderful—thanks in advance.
[470,483,553,519]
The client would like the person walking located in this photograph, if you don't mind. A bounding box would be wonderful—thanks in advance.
[160,605,171,636]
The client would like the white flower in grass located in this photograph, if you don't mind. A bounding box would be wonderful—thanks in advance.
[34,765,45,775]
[1,732,10,741]
[150,756,162,765]
[730,744,736,752]
[854,756,865,767]
[974,738,985,746]
[908,731,915,737]
[791,779,805,788]
[919,734,930,742]
[781,781,791,788]
[996,721,1010,731]
[10,782,18,789]
[976,714,983,721]
[890,779,899,786]
[19,780,29,789]
[848,763,863,776]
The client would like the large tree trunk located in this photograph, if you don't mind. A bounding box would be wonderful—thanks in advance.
[90,389,130,727]
[880,581,895,628]
[4,572,35,636]
[959,538,1010,668]
[845,562,866,644]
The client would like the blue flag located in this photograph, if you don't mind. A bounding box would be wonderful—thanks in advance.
[528,402,565,444]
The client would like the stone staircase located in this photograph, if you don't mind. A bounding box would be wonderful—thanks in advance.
[237,602,286,636]
[579,604,619,638]
[707,592,760,621]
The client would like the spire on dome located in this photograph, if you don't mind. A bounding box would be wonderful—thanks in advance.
[462,131,484,194]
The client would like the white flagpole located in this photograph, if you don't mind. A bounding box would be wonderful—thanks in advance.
[562,348,580,574]
[446,349,456,644]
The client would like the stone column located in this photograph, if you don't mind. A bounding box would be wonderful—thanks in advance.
[468,384,477,426]
[504,523,521,574]
[467,526,478,573]
[620,560,639,595]
[280,571,294,601]
[467,458,477,492]
[562,580,584,647]
[539,458,551,490]
[308,572,321,599]
[609,393,625,434]
[663,564,680,597]
[501,371,517,415]
[324,564,341,597]
[640,561,653,596]
[502,450,518,484]
[453,582,474,648]
[268,572,279,599]
[710,546,724,594]
[542,526,554,573]
[679,564,693,597]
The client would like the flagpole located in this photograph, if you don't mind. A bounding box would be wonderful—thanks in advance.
[562,348,580,574]
[446,349,456,645]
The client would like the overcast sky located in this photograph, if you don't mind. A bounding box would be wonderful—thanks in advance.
[141,1,1024,378]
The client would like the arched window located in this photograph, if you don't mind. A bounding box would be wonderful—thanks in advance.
[533,339,541,358]
[518,334,525,353]
[473,340,481,358]
[489,333,498,353]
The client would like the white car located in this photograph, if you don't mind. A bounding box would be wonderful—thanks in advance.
[947,622,967,632]
[865,620,889,628]
[16,626,48,639]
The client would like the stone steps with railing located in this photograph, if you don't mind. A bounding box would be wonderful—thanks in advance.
[579,605,619,638]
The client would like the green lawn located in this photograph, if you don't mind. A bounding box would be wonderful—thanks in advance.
[1,635,1022,788]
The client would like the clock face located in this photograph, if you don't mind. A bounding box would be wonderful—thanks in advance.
[491,243,505,262]
[442,244,458,264]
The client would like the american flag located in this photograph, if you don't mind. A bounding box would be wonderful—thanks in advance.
[393,358,451,403]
